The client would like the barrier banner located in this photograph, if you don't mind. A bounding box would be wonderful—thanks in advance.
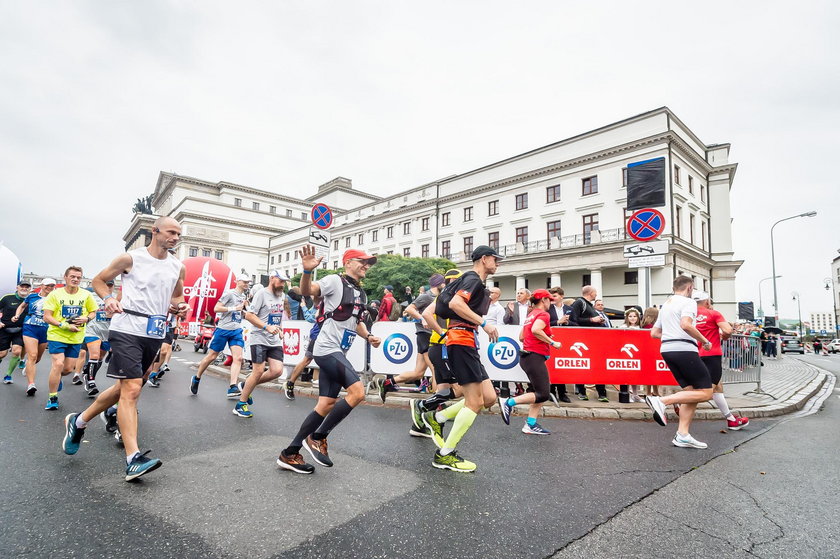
[477,326,530,382]
[282,320,366,371]
[370,322,420,374]
[548,327,678,385]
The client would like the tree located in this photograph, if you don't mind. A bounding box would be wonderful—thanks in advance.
[132,194,154,215]
[290,267,343,287]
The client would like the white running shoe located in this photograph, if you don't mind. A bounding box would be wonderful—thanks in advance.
[644,395,668,426]
[672,433,708,449]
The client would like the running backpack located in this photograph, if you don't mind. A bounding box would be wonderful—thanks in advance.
[315,275,368,325]
[433,275,465,320]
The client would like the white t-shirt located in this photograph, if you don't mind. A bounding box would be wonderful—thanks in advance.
[248,288,284,347]
[653,294,698,353]
[483,301,505,326]
[313,274,365,357]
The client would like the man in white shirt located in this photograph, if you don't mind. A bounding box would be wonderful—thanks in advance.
[483,287,505,326]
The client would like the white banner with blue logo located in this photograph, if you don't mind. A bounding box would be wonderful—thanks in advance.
[369,322,420,373]
[477,326,529,382]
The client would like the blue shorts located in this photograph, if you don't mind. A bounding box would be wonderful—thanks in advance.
[209,328,245,353]
[101,340,111,352]
[84,335,100,345]
[47,341,82,358]
[22,324,48,345]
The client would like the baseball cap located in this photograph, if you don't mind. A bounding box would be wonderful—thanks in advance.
[383,285,394,292]
[532,289,552,300]
[269,270,290,281]
[443,268,462,280]
[470,245,504,261]
[429,274,445,287]
[40,278,57,286]
[691,290,710,301]
[342,249,377,265]
[18,279,31,287]
[236,273,252,283]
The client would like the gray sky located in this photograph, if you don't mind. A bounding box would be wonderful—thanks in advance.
[1,1,838,322]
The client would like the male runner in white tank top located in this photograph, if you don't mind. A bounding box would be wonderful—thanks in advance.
[61,217,188,481]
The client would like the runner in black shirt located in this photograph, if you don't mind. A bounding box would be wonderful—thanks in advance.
[0,281,31,383]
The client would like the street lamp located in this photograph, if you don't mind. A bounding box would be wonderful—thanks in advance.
[771,211,817,323]
[825,277,839,337]
[792,291,803,337]
[758,275,781,320]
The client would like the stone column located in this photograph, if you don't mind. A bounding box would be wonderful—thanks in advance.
[515,275,527,290]
[590,269,603,297]
[550,273,562,288]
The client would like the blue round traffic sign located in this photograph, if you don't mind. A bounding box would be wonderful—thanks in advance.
[311,203,333,230]
[627,208,666,241]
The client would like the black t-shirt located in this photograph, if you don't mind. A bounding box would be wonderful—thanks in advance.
[0,294,25,328]
[450,271,490,328]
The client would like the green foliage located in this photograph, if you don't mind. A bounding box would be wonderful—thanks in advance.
[360,254,455,302]
[290,267,343,287]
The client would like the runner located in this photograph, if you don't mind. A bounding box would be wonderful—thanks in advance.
[376,273,442,403]
[498,289,561,435]
[79,281,117,397]
[644,276,714,449]
[147,313,177,388]
[233,270,289,418]
[284,294,320,400]
[41,268,98,410]
[61,216,187,481]
[0,280,31,384]
[190,273,251,398]
[11,278,55,395]
[276,246,381,474]
[693,291,749,430]
[421,246,503,473]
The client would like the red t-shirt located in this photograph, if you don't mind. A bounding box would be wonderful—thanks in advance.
[696,306,726,356]
[522,309,552,355]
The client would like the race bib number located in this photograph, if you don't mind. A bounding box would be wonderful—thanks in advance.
[96,310,109,322]
[267,313,282,326]
[231,311,243,323]
[62,305,82,319]
[146,315,167,337]
[340,329,356,351]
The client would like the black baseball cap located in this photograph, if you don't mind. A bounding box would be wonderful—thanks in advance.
[18,279,31,287]
[470,245,504,261]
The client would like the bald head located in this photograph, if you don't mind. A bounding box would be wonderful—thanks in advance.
[582,285,597,301]
[151,216,181,252]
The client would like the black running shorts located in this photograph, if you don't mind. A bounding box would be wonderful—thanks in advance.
[0,328,23,351]
[701,355,723,386]
[662,351,712,389]
[313,351,361,399]
[251,344,284,364]
[416,331,431,354]
[304,336,316,359]
[106,331,163,380]
[428,344,456,385]
[163,329,175,345]
[447,344,489,386]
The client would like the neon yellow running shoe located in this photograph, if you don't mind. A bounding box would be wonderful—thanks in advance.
[422,411,445,449]
[432,450,476,473]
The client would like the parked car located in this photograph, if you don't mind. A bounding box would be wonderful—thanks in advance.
[827,339,840,354]
[780,335,804,354]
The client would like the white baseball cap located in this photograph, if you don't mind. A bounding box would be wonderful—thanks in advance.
[269,269,290,281]
[41,278,57,286]
[691,290,710,301]
[236,273,252,283]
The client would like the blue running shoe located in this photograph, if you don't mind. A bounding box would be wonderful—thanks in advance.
[522,422,551,435]
[498,396,512,425]
[227,384,241,399]
[125,451,162,481]
[147,373,160,388]
[2,375,12,384]
[232,401,253,418]
[190,375,200,395]
[63,413,86,454]
[18,358,26,369]
[237,382,253,405]
[45,396,59,410]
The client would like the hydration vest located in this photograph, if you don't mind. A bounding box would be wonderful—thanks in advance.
[316,275,368,325]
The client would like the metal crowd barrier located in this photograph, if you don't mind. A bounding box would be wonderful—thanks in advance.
[721,334,768,396]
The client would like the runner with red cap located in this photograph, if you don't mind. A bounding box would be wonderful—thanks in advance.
[498,289,561,435]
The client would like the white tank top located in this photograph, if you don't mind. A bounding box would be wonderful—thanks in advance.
[110,248,182,339]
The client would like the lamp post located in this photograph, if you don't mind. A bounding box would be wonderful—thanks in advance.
[771,211,817,323]
[758,275,781,320]
[825,277,839,337]
[792,291,803,337]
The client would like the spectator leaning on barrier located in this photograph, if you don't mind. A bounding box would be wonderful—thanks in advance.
[547,287,573,403]
[640,306,660,397]
[503,288,531,326]
[570,286,608,402]
[484,287,505,326]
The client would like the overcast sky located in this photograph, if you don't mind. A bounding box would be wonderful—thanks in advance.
[1,1,838,321]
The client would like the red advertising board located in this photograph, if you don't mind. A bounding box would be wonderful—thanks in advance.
[547,327,679,385]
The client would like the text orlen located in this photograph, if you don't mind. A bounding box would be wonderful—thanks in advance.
[555,357,590,369]
[606,359,641,370]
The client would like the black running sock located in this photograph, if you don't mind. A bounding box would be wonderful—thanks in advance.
[312,399,353,439]
[418,389,453,413]
[287,410,326,453]
[84,360,100,381]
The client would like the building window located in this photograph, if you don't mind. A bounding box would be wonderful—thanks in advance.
[701,221,708,250]
[582,273,591,287]
[674,165,681,184]
[625,271,638,285]
[441,212,450,226]
[358,233,364,245]
[387,250,393,255]
[202,248,211,258]
[286,209,293,217]
[582,213,599,244]
[234,198,242,207]
[322,262,327,270]
[464,206,473,222]
[386,226,394,239]
[301,212,307,220]
[333,261,338,270]
[622,168,628,187]
[216,250,223,260]
[582,176,598,196]
[488,231,499,250]
[421,217,429,231]
[270,255,275,265]
[285,252,290,261]
[421,244,429,258]
[269,205,276,214]
[488,200,499,216]
[372,230,379,242]
[688,176,694,195]
[250,202,258,211]
[403,222,411,235]
[689,214,695,244]
[546,184,561,203]
[293,268,298,276]
[515,193,528,210]
[345,237,351,248]
[403,247,411,257]
[676,206,682,237]
[547,220,561,240]
[463,236,473,256]
[515,226,528,245]
[700,184,706,203]
[333,240,339,251]
[189,247,198,257]
[441,240,451,258]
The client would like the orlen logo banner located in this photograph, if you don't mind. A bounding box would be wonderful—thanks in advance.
[182,257,236,325]
[548,327,678,385]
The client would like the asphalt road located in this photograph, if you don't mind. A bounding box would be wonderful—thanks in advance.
[0,349,777,559]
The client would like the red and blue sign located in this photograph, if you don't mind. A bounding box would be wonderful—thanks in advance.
[310,203,333,230]
[626,208,665,242]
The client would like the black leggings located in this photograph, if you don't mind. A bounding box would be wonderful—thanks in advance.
[520,352,551,404]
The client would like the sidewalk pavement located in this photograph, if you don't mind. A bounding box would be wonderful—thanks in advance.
[207,355,831,421]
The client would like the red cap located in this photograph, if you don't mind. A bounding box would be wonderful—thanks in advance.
[532,289,552,300]
[342,249,378,265]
